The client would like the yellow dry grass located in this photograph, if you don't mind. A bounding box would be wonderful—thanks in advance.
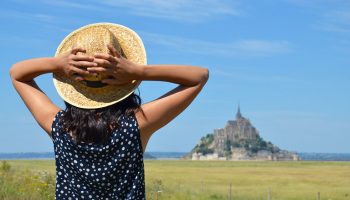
[1,160,350,200]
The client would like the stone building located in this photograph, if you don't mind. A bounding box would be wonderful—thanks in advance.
[213,106,259,156]
[189,105,300,161]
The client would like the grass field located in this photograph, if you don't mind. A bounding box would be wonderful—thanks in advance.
[1,160,350,200]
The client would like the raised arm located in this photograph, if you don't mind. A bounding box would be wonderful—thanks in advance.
[90,45,209,151]
[9,48,96,136]
[136,65,209,150]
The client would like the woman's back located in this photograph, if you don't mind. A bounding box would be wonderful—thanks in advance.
[52,110,145,199]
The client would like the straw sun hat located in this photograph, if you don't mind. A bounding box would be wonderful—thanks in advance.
[53,23,147,109]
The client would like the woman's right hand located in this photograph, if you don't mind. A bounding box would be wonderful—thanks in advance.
[54,47,97,81]
[87,45,144,85]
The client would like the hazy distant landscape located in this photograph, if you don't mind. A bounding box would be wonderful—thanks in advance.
[1,152,350,161]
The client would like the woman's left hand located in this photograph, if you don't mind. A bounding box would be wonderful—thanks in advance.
[88,45,144,85]
[54,47,97,81]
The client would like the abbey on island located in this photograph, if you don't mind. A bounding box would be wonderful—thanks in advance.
[189,106,299,161]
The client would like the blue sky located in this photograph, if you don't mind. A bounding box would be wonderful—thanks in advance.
[1,0,349,153]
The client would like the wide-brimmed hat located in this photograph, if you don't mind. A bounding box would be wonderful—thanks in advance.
[53,22,147,109]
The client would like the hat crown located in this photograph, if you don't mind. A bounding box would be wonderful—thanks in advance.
[53,23,146,109]
[71,27,122,82]
[75,27,122,56]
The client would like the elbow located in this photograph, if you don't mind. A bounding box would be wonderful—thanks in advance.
[199,67,209,85]
[9,63,21,82]
[9,65,15,81]
[204,68,209,82]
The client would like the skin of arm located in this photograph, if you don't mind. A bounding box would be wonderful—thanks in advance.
[9,48,97,136]
[136,65,209,151]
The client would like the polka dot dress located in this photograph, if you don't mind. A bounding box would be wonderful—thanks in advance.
[51,110,145,200]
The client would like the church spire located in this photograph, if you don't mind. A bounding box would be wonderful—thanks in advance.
[236,103,242,119]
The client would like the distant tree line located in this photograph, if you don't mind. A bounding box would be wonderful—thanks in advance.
[192,133,280,156]
[229,135,280,153]
[193,134,214,155]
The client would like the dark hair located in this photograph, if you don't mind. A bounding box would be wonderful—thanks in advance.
[60,93,142,144]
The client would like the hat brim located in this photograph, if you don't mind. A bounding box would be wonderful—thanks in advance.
[53,23,147,109]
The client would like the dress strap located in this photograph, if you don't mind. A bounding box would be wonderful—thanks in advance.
[51,110,64,142]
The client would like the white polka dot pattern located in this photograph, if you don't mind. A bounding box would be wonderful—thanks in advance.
[51,110,145,199]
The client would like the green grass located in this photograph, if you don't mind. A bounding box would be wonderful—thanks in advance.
[1,160,350,199]
[145,160,350,200]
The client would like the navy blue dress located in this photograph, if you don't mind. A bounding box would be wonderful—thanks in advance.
[51,110,145,200]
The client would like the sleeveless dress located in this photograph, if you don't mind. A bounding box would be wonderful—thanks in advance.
[51,110,145,200]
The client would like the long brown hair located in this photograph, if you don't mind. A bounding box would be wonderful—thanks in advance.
[60,93,141,144]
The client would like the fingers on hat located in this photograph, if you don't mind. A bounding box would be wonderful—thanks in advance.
[87,67,110,73]
[93,58,113,67]
[107,44,121,58]
[70,60,97,68]
[71,47,86,55]
[72,55,94,62]
[94,53,117,63]
[71,67,90,76]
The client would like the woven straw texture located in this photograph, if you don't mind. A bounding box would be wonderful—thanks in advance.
[53,23,146,109]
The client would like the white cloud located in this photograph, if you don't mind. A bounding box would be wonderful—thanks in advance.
[99,0,241,22]
[0,9,78,37]
[42,0,99,10]
[235,40,290,54]
[281,0,350,33]
[2,0,243,29]
[211,69,297,83]
[282,0,350,8]
[38,0,242,22]
[0,9,55,23]
[142,32,291,56]
[332,10,350,21]
[320,10,350,33]
[283,1,350,33]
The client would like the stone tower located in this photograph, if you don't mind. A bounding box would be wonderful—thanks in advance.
[213,105,259,156]
[236,104,242,119]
